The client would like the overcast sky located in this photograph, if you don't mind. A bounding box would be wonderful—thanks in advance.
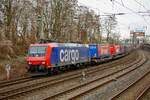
[78,0,150,39]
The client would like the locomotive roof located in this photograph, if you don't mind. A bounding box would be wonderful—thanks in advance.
[30,43,89,47]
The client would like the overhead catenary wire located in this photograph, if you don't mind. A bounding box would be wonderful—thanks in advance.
[134,0,150,25]
[134,0,148,10]
[121,0,125,6]
[112,0,150,26]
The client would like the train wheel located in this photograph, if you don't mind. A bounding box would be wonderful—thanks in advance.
[48,67,60,75]
[75,63,80,69]
[53,67,59,75]
[48,68,53,75]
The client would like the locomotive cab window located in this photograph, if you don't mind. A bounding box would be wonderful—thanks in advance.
[28,46,47,57]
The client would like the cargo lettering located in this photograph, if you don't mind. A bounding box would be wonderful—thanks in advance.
[60,49,79,63]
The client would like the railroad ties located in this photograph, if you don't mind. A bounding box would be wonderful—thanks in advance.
[0,49,149,100]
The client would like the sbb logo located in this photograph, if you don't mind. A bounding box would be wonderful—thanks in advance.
[60,49,79,63]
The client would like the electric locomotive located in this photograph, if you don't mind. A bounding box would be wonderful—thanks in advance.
[26,42,89,75]
[26,40,130,75]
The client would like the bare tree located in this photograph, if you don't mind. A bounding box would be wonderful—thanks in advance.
[0,0,120,58]
[102,15,117,43]
[76,6,101,43]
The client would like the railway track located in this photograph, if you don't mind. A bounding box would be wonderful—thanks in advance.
[110,70,150,100]
[135,45,150,100]
[0,51,139,99]
[0,52,132,88]
[0,76,33,88]
[109,50,150,100]
[136,85,150,100]
[44,51,146,100]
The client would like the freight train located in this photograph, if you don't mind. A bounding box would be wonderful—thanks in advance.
[26,40,131,75]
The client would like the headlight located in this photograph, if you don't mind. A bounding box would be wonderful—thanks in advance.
[28,62,32,64]
[42,61,45,64]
